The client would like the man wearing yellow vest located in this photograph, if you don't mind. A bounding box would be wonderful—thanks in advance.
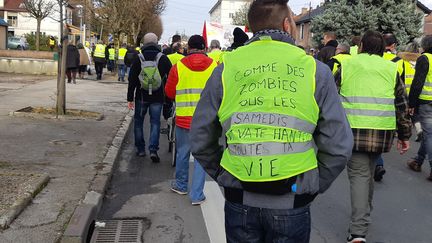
[190,1,353,241]
[408,35,432,181]
[167,42,184,65]
[107,43,116,73]
[328,43,351,75]
[92,40,107,80]
[117,43,128,82]
[207,39,224,64]
[165,35,217,205]
[336,30,411,243]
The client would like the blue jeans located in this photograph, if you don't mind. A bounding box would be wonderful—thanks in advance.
[417,104,432,169]
[118,64,126,79]
[173,126,206,202]
[375,155,384,166]
[134,101,162,153]
[225,201,311,243]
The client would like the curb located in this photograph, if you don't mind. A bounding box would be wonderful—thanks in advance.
[0,173,50,229]
[61,111,133,243]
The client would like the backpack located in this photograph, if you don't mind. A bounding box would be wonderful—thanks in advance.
[138,52,163,95]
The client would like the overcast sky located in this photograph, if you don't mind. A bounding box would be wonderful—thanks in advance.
[161,0,432,43]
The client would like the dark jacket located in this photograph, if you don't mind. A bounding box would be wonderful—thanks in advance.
[229,27,249,51]
[318,40,338,66]
[66,44,80,69]
[127,44,172,103]
[125,47,139,67]
[190,30,353,210]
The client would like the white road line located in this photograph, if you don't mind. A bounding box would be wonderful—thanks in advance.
[201,181,227,243]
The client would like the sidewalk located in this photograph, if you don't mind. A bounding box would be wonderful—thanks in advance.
[0,72,129,242]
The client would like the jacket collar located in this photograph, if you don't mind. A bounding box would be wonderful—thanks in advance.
[246,29,296,45]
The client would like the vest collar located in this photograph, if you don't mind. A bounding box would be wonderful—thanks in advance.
[246,29,295,46]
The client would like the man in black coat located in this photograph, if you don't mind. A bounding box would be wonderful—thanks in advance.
[318,32,338,67]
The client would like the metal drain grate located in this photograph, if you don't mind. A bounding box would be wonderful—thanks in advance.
[90,220,143,243]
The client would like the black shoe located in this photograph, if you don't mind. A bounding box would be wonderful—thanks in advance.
[347,234,366,243]
[374,165,386,182]
[136,151,146,157]
[150,152,160,163]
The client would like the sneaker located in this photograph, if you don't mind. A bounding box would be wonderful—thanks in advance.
[407,160,422,172]
[192,197,206,206]
[347,235,366,243]
[374,165,386,182]
[150,152,160,163]
[136,151,146,157]
[117,77,121,81]
[170,183,187,195]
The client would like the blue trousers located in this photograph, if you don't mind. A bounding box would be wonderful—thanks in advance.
[133,101,162,153]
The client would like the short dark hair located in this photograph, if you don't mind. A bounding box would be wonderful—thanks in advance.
[361,30,385,56]
[351,36,361,46]
[383,32,398,47]
[421,35,432,53]
[324,32,336,40]
[172,34,181,44]
[172,42,182,52]
[248,0,290,33]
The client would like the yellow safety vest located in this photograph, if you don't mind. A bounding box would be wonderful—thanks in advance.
[218,38,319,182]
[176,59,217,117]
[341,53,397,130]
[331,54,351,75]
[135,47,141,54]
[208,50,224,64]
[419,53,432,101]
[94,44,106,58]
[108,48,115,60]
[167,52,184,65]
[350,45,358,56]
[118,48,127,60]
[49,39,55,46]
[383,52,404,79]
[404,60,416,95]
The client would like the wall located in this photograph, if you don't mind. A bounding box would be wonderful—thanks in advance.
[0,49,55,59]
[0,58,57,75]
[0,25,6,49]
[296,23,312,50]
[219,0,251,26]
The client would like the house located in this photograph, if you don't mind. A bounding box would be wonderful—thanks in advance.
[294,1,432,50]
[0,0,76,38]
[209,0,252,26]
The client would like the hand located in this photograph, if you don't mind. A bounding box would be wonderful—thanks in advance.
[128,102,134,110]
[408,108,415,116]
[397,140,410,155]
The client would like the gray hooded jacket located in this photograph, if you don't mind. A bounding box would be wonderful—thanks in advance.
[190,30,353,209]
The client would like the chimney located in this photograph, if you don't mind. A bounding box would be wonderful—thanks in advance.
[301,7,308,14]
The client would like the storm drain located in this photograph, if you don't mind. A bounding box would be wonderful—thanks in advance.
[90,220,143,243]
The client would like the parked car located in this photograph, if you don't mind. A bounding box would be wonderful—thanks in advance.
[7,36,27,50]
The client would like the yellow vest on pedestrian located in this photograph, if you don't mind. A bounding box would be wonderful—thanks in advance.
[404,61,416,95]
[383,52,404,78]
[350,45,358,56]
[167,52,184,65]
[208,50,224,64]
[218,38,319,182]
[49,39,55,46]
[331,54,352,74]
[108,48,115,60]
[118,48,127,60]
[176,60,217,117]
[419,53,432,101]
[94,44,106,58]
[341,53,397,130]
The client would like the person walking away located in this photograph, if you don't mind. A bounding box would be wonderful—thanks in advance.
[228,27,249,51]
[166,35,217,205]
[167,42,184,65]
[85,41,93,75]
[328,43,351,75]
[350,36,361,56]
[49,36,56,51]
[20,35,27,50]
[125,46,139,77]
[117,43,128,82]
[190,1,353,241]
[163,34,182,55]
[407,35,432,181]
[77,43,90,79]
[208,39,224,64]
[107,43,116,73]
[93,40,107,80]
[318,32,338,66]
[66,43,80,84]
[127,33,172,161]
[336,30,411,243]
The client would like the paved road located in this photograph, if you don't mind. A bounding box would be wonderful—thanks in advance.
[99,124,432,243]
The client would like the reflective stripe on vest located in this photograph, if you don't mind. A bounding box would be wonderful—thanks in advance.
[108,48,115,60]
[167,53,184,65]
[118,48,127,60]
[94,44,106,58]
[404,61,415,95]
[175,59,217,117]
[218,39,319,182]
[420,53,432,101]
[341,53,397,130]
[331,54,351,74]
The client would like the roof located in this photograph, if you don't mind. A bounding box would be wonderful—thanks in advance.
[417,1,432,14]
[294,6,324,25]
[209,0,221,14]
[2,0,26,12]
[0,18,8,27]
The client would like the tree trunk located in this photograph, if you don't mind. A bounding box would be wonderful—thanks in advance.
[36,19,41,51]
[57,27,68,116]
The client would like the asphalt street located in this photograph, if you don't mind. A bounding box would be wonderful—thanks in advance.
[98,122,432,243]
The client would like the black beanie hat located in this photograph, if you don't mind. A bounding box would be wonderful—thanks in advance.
[188,35,206,50]
[233,27,249,44]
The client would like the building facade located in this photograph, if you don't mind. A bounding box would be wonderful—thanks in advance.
[209,0,252,26]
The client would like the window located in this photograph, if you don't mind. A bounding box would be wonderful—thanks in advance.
[300,24,305,40]
[7,16,18,27]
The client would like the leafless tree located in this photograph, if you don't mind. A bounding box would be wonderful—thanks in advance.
[22,0,56,51]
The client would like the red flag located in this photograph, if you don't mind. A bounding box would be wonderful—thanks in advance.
[202,21,208,48]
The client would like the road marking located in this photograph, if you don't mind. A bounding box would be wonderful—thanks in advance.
[201,181,227,243]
